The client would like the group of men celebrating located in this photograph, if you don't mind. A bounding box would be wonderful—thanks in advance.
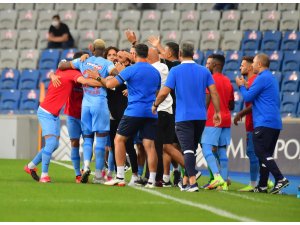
[24,30,289,194]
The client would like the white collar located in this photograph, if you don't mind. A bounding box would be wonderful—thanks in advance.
[181,60,195,64]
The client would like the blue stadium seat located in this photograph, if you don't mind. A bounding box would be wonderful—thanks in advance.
[226,71,239,82]
[242,50,260,57]
[231,81,239,91]
[261,31,282,51]
[281,31,300,51]
[233,90,244,114]
[282,91,300,103]
[193,50,204,65]
[0,69,20,89]
[38,49,60,70]
[271,71,282,88]
[0,89,20,110]
[241,30,262,51]
[19,69,40,90]
[39,69,55,89]
[296,103,300,118]
[281,71,300,92]
[60,48,78,61]
[280,101,297,115]
[282,51,300,72]
[20,89,40,111]
[224,51,242,72]
[266,51,283,71]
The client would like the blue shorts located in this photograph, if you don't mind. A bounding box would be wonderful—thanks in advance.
[106,135,111,147]
[81,98,110,134]
[66,116,82,139]
[37,107,60,137]
[201,127,231,146]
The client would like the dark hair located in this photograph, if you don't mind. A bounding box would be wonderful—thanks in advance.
[242,56,254,64]
[180,42,194,58]
[104,46,119,59]
[166,42,179,59]
[73,51,89,59]
[211,54,225,67]
[134,43,148,58]
[52,14,60,20]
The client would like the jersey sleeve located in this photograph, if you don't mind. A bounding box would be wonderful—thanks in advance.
[206,69,215,87]
[107,61,115,75]
[116,66,132,84]
[165,68,176,89]
[73,72,83,83]
[71,58,81,70]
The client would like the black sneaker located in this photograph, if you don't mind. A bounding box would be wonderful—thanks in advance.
[162,180,172,187]
[250,186,268,193]
[80,169,91,183]
[270,178,290,194]
[173,170,181,186]
[134,177,147,186]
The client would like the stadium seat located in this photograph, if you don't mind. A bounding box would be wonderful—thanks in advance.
[260,10,281,31]
[272,71,282,87]
[266,51,283,71]
[97,10,118,30]
[37,30,49,49]
[0,10,17,29]
[241,30,262,51]
[20,89,40,111]
[0,49,19,70]
[196,3,214,11]
[199,10,220,31]
[19,69,40,90]
[242,50,260,57]
[54,3,75,11]
[240,10,261,31]
[75,3,95,11]
[115,3,136,11]
[296,102,300,117]
[139,30,160,44]
[281,31,300,51]
[18,49,39,70]
[281,95,298,115]
[15,3,34,11]
[0,69,20,90]
[17,10,37,30]
[258,3,277,11]
[60,48,78,61]
[225,71,239,82]
[181,30,201,50]
[37,10,58,30]
[39,69,55,89]
[193,50,204,65]
[35,3,54,11]
[282,51,300,72]
[118,30,140,50]
[59,10,78,30]
[140,10,161,30]
[0,89,21,111]
[200,30,220,51]
[221,30,243,51]
[99,30,119,48]
[0,3,14,11]
[238,3,257,11]
[278,3,297,11]
[282,91,300,103]
[95,3,115,11]
[279,11,299,31]
[118,10,141,30]
[0,29,18,49]
[78,30,99,50]
[233,90,244,114]
[179,10,200,30]
[160,10,180,31]
[219,10,241,31]
[281,71,300,92]
[77,10,98,30]
[224,51,243,73]
[260,30,282,51]
[69,30,79,47]
[176,3,195,11]
[156,3,175,11]
[38,49,60,70]
[161,30,182,46]
[17,30,38,49]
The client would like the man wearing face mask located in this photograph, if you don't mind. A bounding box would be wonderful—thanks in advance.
[48,15,74,49]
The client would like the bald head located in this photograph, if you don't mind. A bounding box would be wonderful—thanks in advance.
[147,47,160,64]
[252,53,270,74]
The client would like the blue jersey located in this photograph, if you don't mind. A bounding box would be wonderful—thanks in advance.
[72,56,114,106]
[165,61,214,122]
[116,62,161,118]
[239,69,282,129]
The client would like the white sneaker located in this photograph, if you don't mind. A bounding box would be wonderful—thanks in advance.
[104,178,126,187]
[128,175,138,186]
[144,182,155,189]
[92,176,106,184]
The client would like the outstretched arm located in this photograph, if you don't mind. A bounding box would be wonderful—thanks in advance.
[76,76,104,87]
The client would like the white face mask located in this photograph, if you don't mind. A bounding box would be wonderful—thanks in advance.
[52,20,59,27]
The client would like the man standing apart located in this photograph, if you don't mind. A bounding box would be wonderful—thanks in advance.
[236,54,289,194]
[153,42,221,192]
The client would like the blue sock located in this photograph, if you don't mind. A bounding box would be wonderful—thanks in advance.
[108,150,115,172]
[83,137,93,167]
[218,147,228,180]
[213,151,220,164]
[138,165,144,177]
[95,136,106,171]
[71,147,81,176]
[202,143,219,175]
[32,148,43,166]
[42,136,58,173]
[183,150,196,177]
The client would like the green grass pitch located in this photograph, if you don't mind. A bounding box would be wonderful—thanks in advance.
[0,159,299,222]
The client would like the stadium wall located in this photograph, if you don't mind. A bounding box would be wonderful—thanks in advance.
[0,115,299,175]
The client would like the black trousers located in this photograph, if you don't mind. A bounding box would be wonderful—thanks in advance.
[253,126,284,187]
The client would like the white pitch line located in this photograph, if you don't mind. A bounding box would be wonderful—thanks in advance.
[221,191,268,203]
[52,160,256,222]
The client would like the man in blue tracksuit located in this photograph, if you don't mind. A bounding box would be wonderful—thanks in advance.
[236,53,289,194]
